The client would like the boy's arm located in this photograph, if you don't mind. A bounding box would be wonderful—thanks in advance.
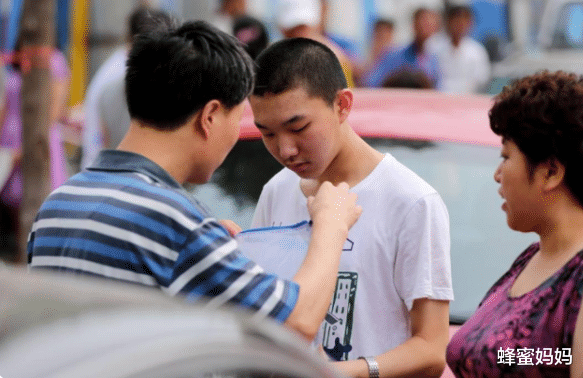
[335,298,449,378]
[336,193,451,377]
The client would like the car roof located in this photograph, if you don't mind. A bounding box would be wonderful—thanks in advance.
[240,88,500,147]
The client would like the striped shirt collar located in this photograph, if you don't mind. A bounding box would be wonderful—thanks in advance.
[87,149,182,189]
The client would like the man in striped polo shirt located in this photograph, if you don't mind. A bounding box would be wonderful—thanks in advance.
[27,20,362,340]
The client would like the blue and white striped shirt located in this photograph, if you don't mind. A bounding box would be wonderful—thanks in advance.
[27,150,299,322]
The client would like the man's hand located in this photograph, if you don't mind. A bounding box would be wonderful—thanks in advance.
[219,219,242,237]
[307,181,362,232]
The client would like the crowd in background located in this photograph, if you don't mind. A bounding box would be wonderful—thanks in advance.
[204,0,492,93]
[0,0,493,260]
[0,0,494,247]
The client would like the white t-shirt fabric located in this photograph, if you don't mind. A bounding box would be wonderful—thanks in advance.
[427,34,491,94]
[81,47,128,169]
[251,153,454,361]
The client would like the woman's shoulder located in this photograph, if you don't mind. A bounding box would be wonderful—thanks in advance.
[478,242,540,305]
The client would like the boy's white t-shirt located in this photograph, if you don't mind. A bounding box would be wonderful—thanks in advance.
[249,153,454,361]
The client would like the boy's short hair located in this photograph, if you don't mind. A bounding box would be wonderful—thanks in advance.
[125,20,255,130]
[490,70,583,206]
[253,37,347,106]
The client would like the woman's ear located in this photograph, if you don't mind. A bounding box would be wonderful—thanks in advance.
[335,89,353,123]
[540,157,566,192]
[197,99,222,139]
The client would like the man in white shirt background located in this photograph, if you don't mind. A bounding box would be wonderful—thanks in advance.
[427,5,491,94]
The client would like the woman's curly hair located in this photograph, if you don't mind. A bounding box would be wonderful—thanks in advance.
[490,70,583,206]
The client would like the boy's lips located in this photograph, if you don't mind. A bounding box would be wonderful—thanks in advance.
[288,162,309,173]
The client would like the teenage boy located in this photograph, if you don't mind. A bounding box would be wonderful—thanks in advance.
[249,38,453,377]
[27,22,361,341]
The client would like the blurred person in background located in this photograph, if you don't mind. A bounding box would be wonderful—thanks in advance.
[0,35,70,258]
[354,18,395,86]
[28,20,362,342]
[233,15,269,59]
[81,6,175,169]
[277,0,355,87]
[447,70,583,378]
[426,5,490,94]
[211,0,247,34]
[361,7,441,89]
[250,38,452,377]
[381,69,433,89]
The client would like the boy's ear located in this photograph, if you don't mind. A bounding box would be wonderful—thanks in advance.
[335,89,353,123]
[196,99,222,139]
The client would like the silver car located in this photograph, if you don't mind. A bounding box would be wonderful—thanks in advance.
[0,266,342,378]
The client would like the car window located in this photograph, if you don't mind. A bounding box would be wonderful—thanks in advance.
[552,3,583,48]
[189,140,281,228]
[192,138,537,323]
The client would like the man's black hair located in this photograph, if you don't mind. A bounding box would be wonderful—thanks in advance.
[125,20,255,130]
[253,37,347,106]
[127,6,177,44]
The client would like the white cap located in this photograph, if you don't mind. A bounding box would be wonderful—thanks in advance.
[277,0,321,30]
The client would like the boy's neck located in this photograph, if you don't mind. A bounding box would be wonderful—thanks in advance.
[301,130,384,195]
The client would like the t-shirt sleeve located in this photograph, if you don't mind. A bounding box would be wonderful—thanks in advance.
[394,192,454,311]
[168,219,299,323]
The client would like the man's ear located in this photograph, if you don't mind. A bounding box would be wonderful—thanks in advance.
[197,99,222,139]
[539,157,566,192]
[335,89,353,123]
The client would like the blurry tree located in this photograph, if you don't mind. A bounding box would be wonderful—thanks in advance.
[17,0,55,263]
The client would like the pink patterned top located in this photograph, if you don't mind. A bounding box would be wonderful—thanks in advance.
[0,50,69,208]
[446,242,583,378]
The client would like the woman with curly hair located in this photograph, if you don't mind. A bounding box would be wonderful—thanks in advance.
[446,70,583,377]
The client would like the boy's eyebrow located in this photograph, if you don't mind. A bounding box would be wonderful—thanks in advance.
[255,115,305,129]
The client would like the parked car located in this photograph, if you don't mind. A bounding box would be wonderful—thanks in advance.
[0,266,344,378]
[193,88,537,377]
[490,0,583,93]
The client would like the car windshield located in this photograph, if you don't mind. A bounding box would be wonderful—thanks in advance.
[191,138,537,323]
